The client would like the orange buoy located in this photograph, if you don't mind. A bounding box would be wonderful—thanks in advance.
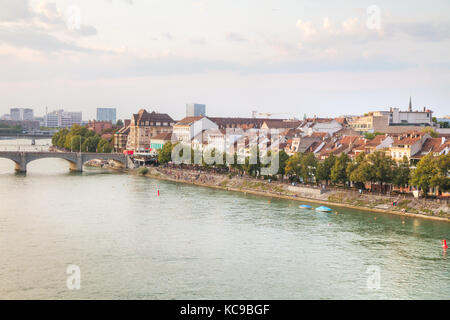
[442,240,448,250]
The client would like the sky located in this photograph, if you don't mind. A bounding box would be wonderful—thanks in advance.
[0,0,449,121]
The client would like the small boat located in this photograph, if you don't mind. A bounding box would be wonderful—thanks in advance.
[299,204,312,209]
[316,206,332,213]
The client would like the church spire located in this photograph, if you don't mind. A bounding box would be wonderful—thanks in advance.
[408,96,412,112]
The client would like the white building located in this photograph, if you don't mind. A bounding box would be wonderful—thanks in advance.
[172,116,218,143]
[10,108,34,121]
[389,98,433,126]
[307,119,342,136]
[44,110,83,128]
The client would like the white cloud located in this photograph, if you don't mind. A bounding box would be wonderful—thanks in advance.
[0,0,32,22]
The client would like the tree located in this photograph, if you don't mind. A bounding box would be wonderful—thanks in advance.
[276,150,290,175]
[300,153,317,184]
[393,156,410,188]
[97,139,112,153]
[431,153,450,194]
[347,152,373,189]
[116,119,124,127]
[65,135,83,152]
[285,153,302,179]
[410,153,436,196]
[331,153,350,186]
[158,141,174,164]
[421,127,438,138]
[366,151,395,190]
[82,135,101,152]
[316,154,336,185]
[349,158,374,190]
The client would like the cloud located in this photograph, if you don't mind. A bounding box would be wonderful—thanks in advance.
[0,1,97,53]
[225,32,247,42]
[387,22,450,42]
[0,0,32,22]
[0,25,92,52]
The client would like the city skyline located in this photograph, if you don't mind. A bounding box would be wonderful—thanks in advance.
[0,0,449,120]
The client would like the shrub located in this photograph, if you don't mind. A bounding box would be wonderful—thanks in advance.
[138,167,149,175]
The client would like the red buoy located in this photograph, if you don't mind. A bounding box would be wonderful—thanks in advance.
[157,189,160,197]
[442,240,448,250]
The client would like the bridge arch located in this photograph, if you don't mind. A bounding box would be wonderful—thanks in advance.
[0,151,128,173]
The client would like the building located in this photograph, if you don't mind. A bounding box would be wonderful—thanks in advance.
[113,119,130,153]
[0,120,40,131]
[150,132,173,150]
[172,116,218,142]
[126,109,175,152]
[10,108,34,121]
[97,108,117,124]
[411,137,450,161]
[261,120,303,131]
[307,119,343,136]
[388,131,431,161]
[43,110,82,128]
[87,120,113,134]
[186,103,206,117]
[389,98,433,126]
[350,98,434,134]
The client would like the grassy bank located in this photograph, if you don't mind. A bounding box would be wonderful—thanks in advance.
[137,167,450,223]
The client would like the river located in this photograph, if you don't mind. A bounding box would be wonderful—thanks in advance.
[0,138,449,299]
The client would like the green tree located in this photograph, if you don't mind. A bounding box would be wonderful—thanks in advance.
[366,151,395,190]
[410,153,436,196]
[421,127,438,138]
[393,156,410,188]
[116,119,124,127]
[82,135,101,152]
[431,153,450,193]
[316,154,336,185]
[285,153,303,179]
[331,153,350,186]
[300,153,317,184]
[97,139,112,153]
[158,141,175,164]
[276,150,290,175]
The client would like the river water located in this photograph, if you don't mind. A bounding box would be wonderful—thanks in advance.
[0,138,449,299]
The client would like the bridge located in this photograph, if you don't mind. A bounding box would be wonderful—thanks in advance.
[0,151,130,173]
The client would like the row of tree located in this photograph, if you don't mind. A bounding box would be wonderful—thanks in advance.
[52,124,113,153]
[156,141,449,196]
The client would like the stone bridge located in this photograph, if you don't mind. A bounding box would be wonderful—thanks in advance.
[0,151,130,173]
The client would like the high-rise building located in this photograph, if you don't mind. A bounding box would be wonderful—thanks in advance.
[186,103,206,117]
[96,108,116,124]
[10,108,34,121]
[44,110,82,128]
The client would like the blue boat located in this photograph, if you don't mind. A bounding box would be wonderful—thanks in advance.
[299,205,312,209]
[315,206,332,213]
